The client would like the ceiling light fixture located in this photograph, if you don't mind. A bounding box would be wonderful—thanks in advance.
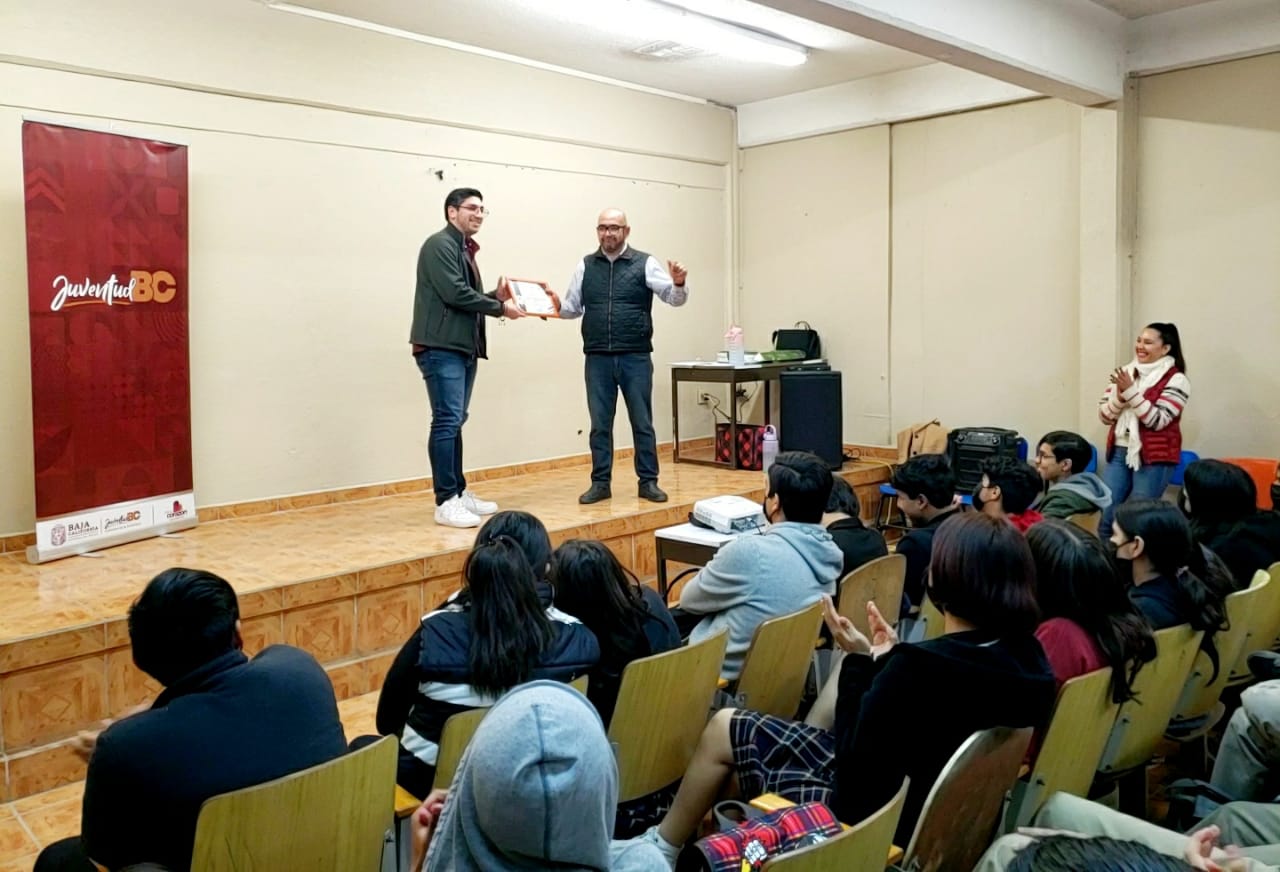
[542,0,809,67]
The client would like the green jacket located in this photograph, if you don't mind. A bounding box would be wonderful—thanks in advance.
[410,223,503,357]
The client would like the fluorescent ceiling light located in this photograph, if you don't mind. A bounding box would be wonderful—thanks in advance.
[545,0,809,67]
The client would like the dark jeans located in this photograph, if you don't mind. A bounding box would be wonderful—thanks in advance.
[34,837,95,872]
[416,348,477,505]
[586,352,658,486]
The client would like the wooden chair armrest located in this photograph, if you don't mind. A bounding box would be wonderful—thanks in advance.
[717,677,730,690]
[394,784,421,818]
[1018,763,1030,778]
[887,845,904,866]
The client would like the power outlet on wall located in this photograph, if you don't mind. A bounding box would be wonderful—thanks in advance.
[697,392,714,406]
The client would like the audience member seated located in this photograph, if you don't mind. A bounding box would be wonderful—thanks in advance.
[372,511,600,798]
[1005,834,1204,872]
[1033,430,1113,521]
[891,453,961,607]
[1213,680,1280,802]
[975,791,1280,872]
[1183,459,1280,590]
[636,513,1057,866]
[677,451,843,681]
[976,455,1046,532]
[407,681,668,872]
[549,539,681,727]
[822,474,889,578]
[35,568,347,872]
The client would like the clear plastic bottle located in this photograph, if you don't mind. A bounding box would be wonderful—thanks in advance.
[761,424,779,472]
[725,325,745,367]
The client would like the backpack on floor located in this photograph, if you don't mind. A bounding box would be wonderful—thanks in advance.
[675,802,843,872]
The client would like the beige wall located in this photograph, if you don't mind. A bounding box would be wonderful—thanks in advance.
[0,1,734,535]
[1132,54,1280,458]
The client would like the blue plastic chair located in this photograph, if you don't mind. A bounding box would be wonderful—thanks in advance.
[1170,450,1199,487]
[1084,444,1099,474]
[1016,437,1028,462]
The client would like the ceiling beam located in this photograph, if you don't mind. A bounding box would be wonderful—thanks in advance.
[1128,0,1280,75]
[751,0,1126,104]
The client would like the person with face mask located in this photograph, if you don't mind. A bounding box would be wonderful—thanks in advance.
[1097,322,1192,538]
[975,456,1046,533]
[674,451,844,682]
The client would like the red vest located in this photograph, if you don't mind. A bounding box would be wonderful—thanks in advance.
[1106,366,1183,465]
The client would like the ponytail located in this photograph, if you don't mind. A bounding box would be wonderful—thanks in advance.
[462,535,554,697]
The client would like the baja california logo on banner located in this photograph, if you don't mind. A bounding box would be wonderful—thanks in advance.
[23,121,195,561]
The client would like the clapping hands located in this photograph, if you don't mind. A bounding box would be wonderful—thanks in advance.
[821,595,898,658]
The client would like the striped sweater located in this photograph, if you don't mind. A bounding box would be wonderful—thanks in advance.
[1098,362,1190,465]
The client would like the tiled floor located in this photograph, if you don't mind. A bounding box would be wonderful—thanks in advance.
[0,693,384,869]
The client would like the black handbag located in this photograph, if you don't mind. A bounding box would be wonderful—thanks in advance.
[771,321,820,361]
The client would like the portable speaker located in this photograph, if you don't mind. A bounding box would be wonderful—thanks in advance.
[947,427,1021,492]
[779,371,843,469]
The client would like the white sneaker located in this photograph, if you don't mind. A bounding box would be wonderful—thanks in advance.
[632,825,681,868]
[435,495,482,528]
[461,490,498,515]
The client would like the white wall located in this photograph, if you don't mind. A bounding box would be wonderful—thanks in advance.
[0,1,734,534]
[1132,53,1280,458]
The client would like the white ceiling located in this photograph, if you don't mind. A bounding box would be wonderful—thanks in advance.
[283,0,934,105]
[1089,0,1222,18]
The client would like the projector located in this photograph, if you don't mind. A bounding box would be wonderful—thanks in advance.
[692,495,767,534]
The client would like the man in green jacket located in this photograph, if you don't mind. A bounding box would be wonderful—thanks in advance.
[1033,430,1112,521]
[410,187,524,528]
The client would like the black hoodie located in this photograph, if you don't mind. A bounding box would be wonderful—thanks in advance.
[832,630,1057,843]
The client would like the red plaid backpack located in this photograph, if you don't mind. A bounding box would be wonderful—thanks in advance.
[675,802,843,872]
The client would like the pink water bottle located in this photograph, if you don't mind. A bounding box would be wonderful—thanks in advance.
[762,425,779,471]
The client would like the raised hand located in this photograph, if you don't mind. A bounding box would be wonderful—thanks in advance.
[667,260,687,286]
[866,601,899,656]
[822,594,870,655]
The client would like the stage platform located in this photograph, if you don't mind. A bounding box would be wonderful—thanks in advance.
[0,446,891,813]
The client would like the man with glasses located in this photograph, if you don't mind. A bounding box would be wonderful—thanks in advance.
[411,187,525,528]
[560,208,688,504]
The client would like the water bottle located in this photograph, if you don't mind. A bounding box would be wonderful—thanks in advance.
[725,325,745,367]
[761,425,779,472]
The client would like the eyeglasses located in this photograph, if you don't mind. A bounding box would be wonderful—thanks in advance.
[458,204,487,215]
[597,224,626,233]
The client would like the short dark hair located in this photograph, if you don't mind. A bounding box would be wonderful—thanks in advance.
[1037,430,1093,475]
[767,451,833,524]
[129,568,240,686]
[825,475,861,517]
[927,513,1040,635]
[981,456,1042,514]
[892,454,955,509]
[1182,459,1258,533]
[1008,835,1196,872]
[444,187,483,219]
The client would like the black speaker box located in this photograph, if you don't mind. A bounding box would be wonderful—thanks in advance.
[779,370,843,469]
[947,427,1021,491]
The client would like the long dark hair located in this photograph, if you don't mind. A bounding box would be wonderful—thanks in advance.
[550,539,651,667]
[461,534,554,697]
[1146,321,1187,373]
[1181,459,1258,541]
[1115,500,1231,674]
[1027,521,1156,703]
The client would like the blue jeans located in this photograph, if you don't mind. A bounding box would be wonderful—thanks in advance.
[416,349,477,505]
[1099,447,1176,539]
[585,352,658,486]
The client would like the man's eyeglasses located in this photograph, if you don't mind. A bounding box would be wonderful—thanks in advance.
[597,224,626,233]
[458,204,487,215]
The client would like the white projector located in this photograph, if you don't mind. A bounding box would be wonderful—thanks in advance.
[692,495,767,534]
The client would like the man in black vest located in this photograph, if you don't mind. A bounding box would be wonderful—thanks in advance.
[560,208,688,504]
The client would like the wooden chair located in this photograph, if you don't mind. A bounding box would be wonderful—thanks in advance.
[734,602,824,719]
[1173,574,1271,728]
[190,735,397,872]
[1096,624,1203,815]
[838,553,907,635]
[760,778,909,872]
[1066,511,1101,536]
[609,630,728,803]
[1005,667,1119,829]
[918,594,946,642]
[1230,566,1280,683]
[898,726,1032,872]
[431,707,489,790]
[1221,457,1279,510]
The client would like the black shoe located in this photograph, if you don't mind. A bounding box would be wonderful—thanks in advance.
[579,484,612,505]
[1249,650,1280,681]
[638,482,668,503]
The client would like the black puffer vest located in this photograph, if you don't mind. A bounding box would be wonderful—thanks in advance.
[580,246,654,354]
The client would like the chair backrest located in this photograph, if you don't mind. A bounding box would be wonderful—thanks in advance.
[609,631,728,802]
[1066,511,1101,536]
[191,735,397,872]
[919,594,946,642]
[1011,667,1119,827]
[1099,624,1203,773]
[1178,574,1271,720]
[736,602,824,719]
[1084,444,1099,474]
[430,674,589,791]
[762,778,909,872]
[1231,567,1280,680]
[838,553,907,635]
[1221,457,1279,510]
[1171,450,1200,487]
[902,726,1033,872]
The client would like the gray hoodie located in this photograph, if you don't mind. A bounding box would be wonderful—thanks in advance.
[680,521,844,680]
[424,681,667,871]
[1036,472,1113,519]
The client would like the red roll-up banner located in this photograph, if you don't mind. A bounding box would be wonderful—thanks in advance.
[22,121,195,562]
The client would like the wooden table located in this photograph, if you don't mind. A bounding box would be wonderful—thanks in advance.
[670,360,823,468]
[654,522,740,598]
